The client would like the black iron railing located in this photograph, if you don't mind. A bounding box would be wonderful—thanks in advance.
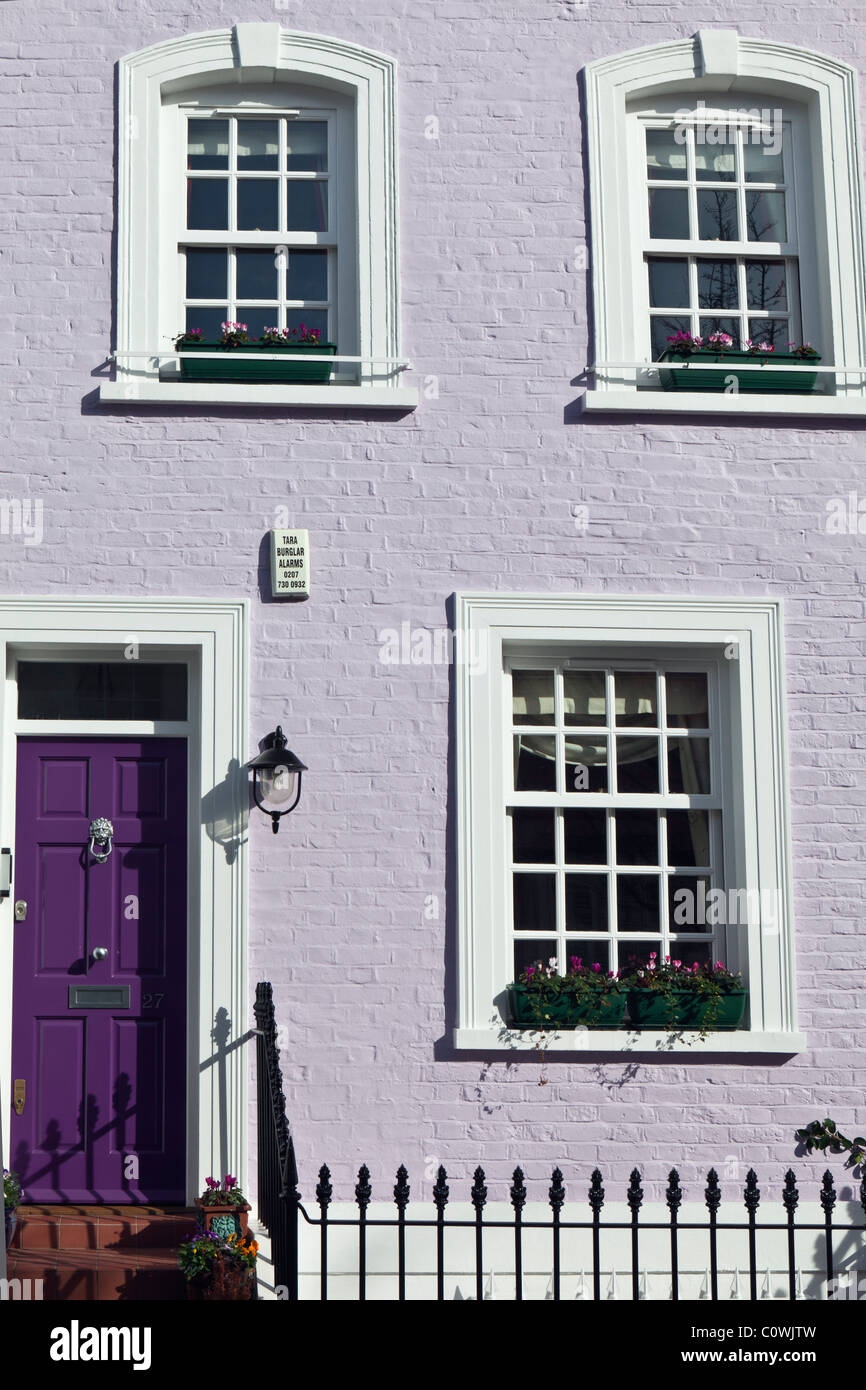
[254,982,866,1301]
[253,980,299,1298]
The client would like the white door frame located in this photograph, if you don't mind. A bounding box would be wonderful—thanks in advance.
[0,597,249,1205]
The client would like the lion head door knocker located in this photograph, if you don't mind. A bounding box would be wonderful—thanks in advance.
[88,817,115,863]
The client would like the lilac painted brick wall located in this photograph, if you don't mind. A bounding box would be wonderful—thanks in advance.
[2,0,866,1206]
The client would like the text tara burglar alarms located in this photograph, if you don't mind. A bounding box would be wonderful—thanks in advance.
[270,528,310,599]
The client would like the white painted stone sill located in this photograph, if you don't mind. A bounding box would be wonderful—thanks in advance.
[454,1028,807,1054]
[581,389,866,416]
[98,382,418,409]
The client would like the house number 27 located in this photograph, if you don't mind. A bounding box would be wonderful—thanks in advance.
[142,993,164,1009]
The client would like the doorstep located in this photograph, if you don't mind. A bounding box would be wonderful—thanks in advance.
[7,1204,198,1300]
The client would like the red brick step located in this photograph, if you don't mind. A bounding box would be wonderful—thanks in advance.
[6,1204,198,1300]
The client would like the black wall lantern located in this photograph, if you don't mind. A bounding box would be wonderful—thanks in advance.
[247,726,307,833]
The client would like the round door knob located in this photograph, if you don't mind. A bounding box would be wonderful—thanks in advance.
[92,946,109,961]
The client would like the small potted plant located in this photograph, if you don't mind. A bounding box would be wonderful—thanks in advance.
[194,1175,251,1240]
[174,321,336,385]
[3,1169,22,1248]
[178,1227,258,1301]
[507,956,627,1029]
[657,331,821,394]
[623,955,747,1035]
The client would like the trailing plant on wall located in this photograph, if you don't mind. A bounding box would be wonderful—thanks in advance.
[796,1119,866,1168]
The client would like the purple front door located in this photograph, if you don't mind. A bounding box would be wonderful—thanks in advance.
[10,738,187,1203]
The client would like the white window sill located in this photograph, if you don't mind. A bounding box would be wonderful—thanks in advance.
[98,382,418,409]
[453,1027,807,1055]
[581,389,866,417]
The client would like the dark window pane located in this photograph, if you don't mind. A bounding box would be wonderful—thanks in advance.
[619,943,662,975]
[747,318,789,350]
[565,737,608,793]
[667,738,710,793]
[665,942,713,968]
[18,663,187,720]
[746,191,786,242]
[514,939,561,978]
[563,671,605,726]
[286,249,328,301]
[745,260,788,311]
[187,179,228,230]
[645,129,687,181]
[649,188,689,239]
[237,179,279,231]
[648,258,689,308]
[284,308,329,339]
[562,940,610,973]
[667,811,711,868]
[513,873,556,932]
[187,119,228,170]
[697,189,739,241]
[651,316,691,360]
[186,249,228,300]
[512,808,555,864]
[617,875,660,933]
[565,875,607,932]
[616,738,659,793]
[694,141,736,181]
[615,811,658,865]
[669,875,713,931]
[666,672,708,728]
[236,249,279,300]
[237,306,273,340]
[697,259,738,309]
[185,306,227,341]
[513,671,554,726]
[286,181,328,232]
[514,736,556,791]
[615,671,657,727]
[286,121,328,172]
[564,809,607,864]
[698,316,740,344]
[237,120,279,171]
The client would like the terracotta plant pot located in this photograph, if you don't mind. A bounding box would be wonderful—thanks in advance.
[194,1200,251,1241]
[186,1263,255,1301]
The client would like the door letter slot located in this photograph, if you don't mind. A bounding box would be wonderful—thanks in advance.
[68,985,131,1009]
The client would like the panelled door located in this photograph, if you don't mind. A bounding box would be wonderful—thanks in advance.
[10,738,187,1203]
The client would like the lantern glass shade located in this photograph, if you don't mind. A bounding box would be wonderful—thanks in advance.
[246,727,307,830]
[257,763,298,811]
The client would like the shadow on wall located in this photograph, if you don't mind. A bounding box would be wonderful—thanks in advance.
[201,759,249,864]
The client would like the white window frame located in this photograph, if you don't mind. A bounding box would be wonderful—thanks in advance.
[174,104,348,362]
[640,113,809,368]
[101,23,416,409]
[507,653,727,975]
[582,29,866,416]
[454,593,804,1054]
